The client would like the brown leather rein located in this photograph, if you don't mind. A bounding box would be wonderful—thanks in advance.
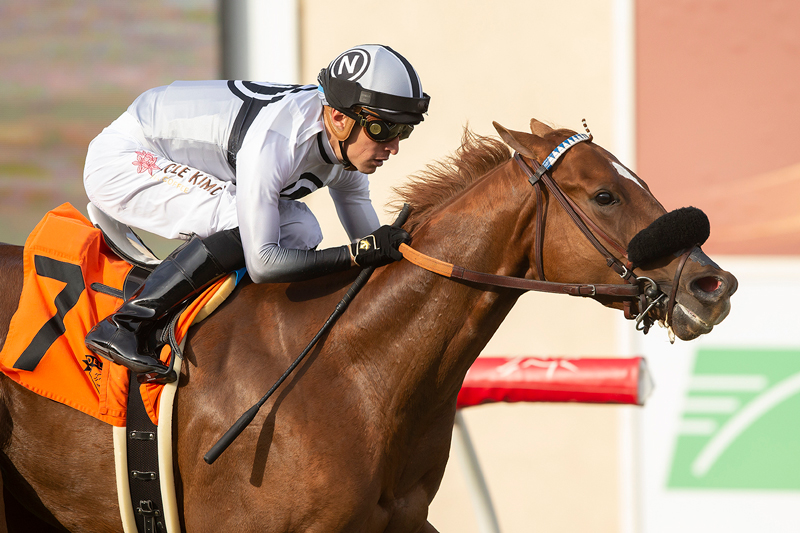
[398,149,691,335]
[399,242,639,298]
[399,152,646,299]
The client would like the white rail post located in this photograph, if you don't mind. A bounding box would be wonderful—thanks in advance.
[219,0,300,82]
[453,411,502,533]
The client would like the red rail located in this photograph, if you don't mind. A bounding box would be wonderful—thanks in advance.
[457,356,652,408]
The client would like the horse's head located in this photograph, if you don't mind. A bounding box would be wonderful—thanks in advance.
[494,118,737,341]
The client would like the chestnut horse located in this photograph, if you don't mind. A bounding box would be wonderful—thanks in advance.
[0,119,736,532]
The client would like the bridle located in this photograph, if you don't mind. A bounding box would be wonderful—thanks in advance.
[512,148,693,335]
[399,125,696,337]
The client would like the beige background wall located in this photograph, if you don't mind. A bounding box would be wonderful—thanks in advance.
[301,2,627,531]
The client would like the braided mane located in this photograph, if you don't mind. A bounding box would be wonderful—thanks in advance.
[391,128,511,233]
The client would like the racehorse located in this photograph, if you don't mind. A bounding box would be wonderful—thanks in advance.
[0,118,737,532]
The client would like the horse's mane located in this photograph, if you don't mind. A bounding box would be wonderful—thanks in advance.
[391,127,511,233]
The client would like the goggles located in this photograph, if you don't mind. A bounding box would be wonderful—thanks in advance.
[357,112,414,142]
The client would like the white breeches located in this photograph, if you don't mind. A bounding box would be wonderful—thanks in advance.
[83,114,323,250]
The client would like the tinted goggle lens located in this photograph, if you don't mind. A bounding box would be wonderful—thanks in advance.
[360,115,414,142]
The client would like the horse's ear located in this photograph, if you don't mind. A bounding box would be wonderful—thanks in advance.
[530,118,554,137]
[493,121,548,161]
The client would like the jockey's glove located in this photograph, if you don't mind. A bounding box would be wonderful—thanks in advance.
[350,225,411,267]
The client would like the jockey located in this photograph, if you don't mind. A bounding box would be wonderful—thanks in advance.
[83,44,430,383]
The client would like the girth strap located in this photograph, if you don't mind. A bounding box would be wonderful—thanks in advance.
[127,372,168,533]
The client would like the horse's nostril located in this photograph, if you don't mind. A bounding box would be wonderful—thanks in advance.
[695,276,722,293]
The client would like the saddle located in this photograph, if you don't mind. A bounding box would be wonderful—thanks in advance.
[86,202,160,296]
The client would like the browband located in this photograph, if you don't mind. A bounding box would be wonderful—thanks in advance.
[531,132,593,183]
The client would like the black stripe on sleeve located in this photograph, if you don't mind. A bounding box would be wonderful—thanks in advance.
[316,132,333,164]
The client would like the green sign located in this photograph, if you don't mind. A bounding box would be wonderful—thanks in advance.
[668,348,800,490]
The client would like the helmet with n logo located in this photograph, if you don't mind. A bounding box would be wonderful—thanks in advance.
[318,44,430,125]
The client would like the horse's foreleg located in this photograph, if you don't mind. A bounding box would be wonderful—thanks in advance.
[0,483,5,533]
[0,473,7,533]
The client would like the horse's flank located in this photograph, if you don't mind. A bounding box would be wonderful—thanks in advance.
[0,249,22,352]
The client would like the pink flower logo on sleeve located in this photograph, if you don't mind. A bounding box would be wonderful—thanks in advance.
[132,150,161,175]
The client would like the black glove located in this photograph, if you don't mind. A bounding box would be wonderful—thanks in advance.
[350,225,411,267]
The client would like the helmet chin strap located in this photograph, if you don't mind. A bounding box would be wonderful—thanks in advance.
[323,106,357,170]
[338,140,356,171]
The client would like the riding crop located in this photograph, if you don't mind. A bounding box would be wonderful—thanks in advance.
[204,204,411,465]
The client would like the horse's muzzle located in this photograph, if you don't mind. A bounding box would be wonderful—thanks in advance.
[670,253,738,341]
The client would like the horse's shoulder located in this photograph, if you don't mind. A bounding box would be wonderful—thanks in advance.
[187,268,363,354]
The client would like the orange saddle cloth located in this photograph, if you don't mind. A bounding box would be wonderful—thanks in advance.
[0,203,232,426]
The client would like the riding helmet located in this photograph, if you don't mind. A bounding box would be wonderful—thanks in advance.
[318,44,430,125]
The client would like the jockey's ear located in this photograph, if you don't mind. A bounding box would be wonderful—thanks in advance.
[324,106,356,142]
[493,121,551,163]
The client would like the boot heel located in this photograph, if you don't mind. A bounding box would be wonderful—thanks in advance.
[85,235,231,374]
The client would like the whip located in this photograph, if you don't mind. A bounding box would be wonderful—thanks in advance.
[204,204,411,465]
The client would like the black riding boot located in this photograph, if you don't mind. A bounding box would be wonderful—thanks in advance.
[85,231,243,383]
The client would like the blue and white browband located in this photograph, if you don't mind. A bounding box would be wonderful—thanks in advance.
[532,119,594,183]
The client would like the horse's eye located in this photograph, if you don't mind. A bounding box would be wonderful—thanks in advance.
[595,191,615,206]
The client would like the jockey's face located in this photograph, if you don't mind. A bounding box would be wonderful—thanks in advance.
[324,107,401,174]
[342,123,400,174]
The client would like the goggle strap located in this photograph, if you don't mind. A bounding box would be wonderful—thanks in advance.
[321,73,430,115]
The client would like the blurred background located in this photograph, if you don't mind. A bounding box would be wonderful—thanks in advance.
[1,0,798,531]
[0,0,218,253]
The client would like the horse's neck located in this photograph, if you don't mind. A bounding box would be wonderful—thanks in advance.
[362,164,530,417]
